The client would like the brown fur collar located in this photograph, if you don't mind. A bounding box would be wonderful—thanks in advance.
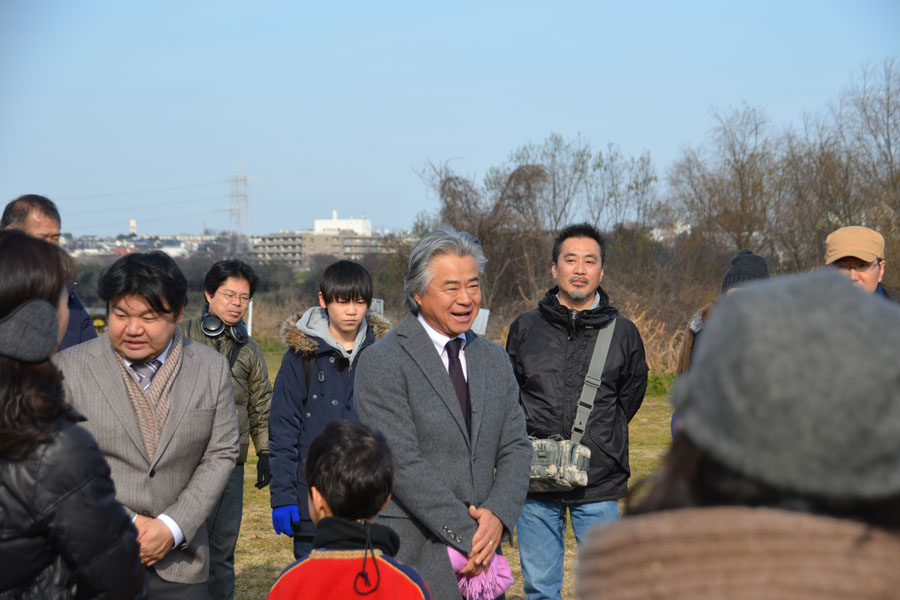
[279,310,392,357]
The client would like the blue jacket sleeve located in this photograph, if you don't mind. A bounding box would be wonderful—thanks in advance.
[269,351,307,508]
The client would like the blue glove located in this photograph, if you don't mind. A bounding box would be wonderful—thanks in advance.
[272,504,300,536]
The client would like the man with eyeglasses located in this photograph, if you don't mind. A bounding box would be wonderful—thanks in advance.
[825,226,894,300]
[181,260,272,600]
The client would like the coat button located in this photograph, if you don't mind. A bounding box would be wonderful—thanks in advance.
[149,469,156,477]
[305,412,312,418]
[331,399,339,406]
[312,394,317,400]
[329,356,335,363]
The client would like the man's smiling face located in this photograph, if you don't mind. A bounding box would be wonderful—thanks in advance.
[414,253,481,337]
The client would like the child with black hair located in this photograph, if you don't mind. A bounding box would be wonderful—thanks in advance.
[268,420,432,599]
[269,261,391,559]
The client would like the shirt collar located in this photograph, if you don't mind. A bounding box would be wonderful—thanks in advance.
[122,337,174,369]
[416,312,466,354]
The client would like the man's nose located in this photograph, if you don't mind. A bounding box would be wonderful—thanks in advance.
[125,319,143,334]
[456,288,473,305]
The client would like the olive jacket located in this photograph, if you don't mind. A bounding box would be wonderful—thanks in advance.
[182,316,272,463]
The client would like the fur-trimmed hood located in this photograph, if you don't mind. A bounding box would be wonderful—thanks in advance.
[688,301,717,335]
[279,309,391,357]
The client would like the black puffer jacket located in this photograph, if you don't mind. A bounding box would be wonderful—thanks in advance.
[506,286,648,503]
[0,419,145,599]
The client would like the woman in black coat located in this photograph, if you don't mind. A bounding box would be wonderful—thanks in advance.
[0,230,145,599]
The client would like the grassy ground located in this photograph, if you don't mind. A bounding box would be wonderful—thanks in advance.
[235,347,673,599]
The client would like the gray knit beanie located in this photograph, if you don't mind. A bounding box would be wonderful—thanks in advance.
[0,299,59,363]
[721,248,770,294]
[671,269,900,499]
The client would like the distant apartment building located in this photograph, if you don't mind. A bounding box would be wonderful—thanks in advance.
[250,210,393,270]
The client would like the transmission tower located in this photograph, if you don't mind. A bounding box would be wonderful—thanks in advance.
[225,171,250,237]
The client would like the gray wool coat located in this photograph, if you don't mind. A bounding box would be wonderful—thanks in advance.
[355,313,532,599]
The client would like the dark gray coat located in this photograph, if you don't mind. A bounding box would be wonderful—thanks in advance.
[355,313,532,599]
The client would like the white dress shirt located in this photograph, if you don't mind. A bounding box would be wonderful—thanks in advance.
[416,313,468,380]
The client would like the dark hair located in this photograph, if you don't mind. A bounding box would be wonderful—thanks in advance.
[305,420,393,520]
[0,230,78,460]
[98,251,187,315]
[204,260,259,298]
[320,260,373,306]
[1,194,61,228]
[552,222,606,264]
[628,433,900,529]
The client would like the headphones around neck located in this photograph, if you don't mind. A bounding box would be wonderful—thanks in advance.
[200,310,249,345]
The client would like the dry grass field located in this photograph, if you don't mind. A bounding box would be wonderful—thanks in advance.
[233,374,672,599]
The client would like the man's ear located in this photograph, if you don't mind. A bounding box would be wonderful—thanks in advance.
[204,290,213,305]
[318,291,327,309]
[174,306,185,325]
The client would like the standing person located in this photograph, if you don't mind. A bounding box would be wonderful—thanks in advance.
[354,227,532,599]
[54,251,239,600]
[0,230,145,599]
[181,260,272,600]
[2,194,97,349]
[676,248,770,375]
[506,222,648,600]
[269,260,390,559]
[672,248,769,437]
[579,271,900,598]
[825,225,895,299]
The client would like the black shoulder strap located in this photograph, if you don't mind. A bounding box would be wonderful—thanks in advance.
[302,355,315,409]
[226,339,245,370]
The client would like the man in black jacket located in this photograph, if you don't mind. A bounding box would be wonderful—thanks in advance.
[2,194,97,350]
[506,223,648,600]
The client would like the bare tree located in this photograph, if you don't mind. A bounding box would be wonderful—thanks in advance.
[587,144,658,229]
[833,57,900,217]
[668,105,776,252]
[506,132,594,230]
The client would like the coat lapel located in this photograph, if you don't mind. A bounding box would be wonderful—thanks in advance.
[91,336,150,464]
[464,330,485,449]
[152,340,195,469]
[397,314,470,443]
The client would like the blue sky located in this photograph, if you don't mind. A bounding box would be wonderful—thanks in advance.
[1,1,898,237]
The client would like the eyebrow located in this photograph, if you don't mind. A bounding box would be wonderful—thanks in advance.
[111,302,157,317]
[563,252,599,259]
[441,276,480,286]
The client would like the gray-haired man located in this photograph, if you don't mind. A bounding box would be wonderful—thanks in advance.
[354,227,532,598]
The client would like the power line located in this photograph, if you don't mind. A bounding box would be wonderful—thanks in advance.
[66,195,228,216]
[59,180,226,200]
[74,210,226,231]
